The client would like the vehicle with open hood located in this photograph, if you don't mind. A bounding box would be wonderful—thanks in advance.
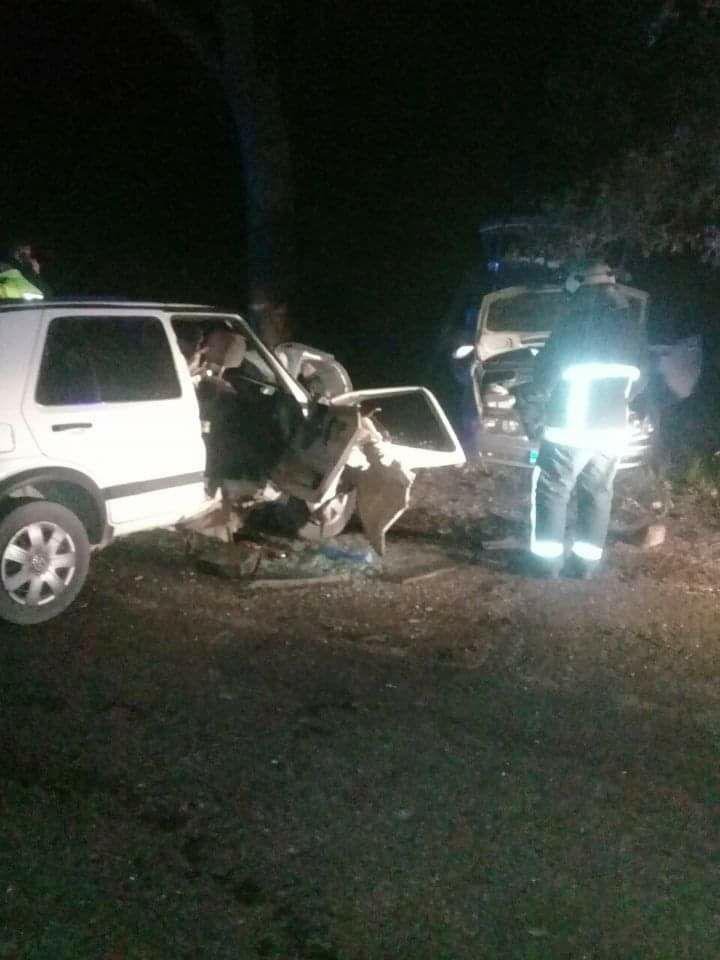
[443,219,655,469]
[468,279,653,469]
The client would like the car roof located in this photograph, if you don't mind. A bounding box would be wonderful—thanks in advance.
[0,300,227,314]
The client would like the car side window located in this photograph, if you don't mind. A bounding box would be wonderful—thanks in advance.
[36,316,181,406]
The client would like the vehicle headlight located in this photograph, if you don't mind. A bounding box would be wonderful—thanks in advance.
[481,416,521,435]
[453,344,474,360]
[483,383,516,409]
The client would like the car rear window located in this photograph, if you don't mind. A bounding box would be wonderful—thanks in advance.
[36,316,181,405]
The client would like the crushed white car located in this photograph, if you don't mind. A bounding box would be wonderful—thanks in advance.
[0,301,464,625]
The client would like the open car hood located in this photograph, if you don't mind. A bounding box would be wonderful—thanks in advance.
[475,283,649,363]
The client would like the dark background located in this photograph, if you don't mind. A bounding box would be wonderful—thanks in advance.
[1,0,714,384]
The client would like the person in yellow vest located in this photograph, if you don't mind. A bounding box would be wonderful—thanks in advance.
[0,241,44,299]
[523,262,646,579]
[0,265,43,299]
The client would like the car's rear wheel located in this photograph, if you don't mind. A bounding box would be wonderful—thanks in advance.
[0,500,90,626]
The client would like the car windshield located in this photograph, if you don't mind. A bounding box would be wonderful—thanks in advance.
[486,289,568,332]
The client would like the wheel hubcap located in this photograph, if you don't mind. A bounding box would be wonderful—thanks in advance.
[30,553,49,573]
[1,521,77,607]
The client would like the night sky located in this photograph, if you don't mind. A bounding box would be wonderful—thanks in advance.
[1,0,659,376]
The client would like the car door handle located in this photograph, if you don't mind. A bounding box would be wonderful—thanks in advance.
[51,422,94,432]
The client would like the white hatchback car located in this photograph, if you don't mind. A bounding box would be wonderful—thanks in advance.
[0,301,464,625]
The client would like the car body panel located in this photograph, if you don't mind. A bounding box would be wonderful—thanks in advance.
[329,387,466,470]
[275,342,353,398]
[21,307,209,528]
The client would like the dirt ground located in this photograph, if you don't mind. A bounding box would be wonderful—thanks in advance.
[2,464,720,959]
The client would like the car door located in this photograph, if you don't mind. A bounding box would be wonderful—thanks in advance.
[272,385,466,507]
[22,309,208,529]
[274,342,353,399]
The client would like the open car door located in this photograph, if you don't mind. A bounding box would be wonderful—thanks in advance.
[271,386,465,554]
[274,342,353,399]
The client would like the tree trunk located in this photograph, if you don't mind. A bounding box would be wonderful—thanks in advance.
[216,1,295,320]
[131,0,295,331]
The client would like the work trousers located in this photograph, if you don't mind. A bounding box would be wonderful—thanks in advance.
[530,441,618,562]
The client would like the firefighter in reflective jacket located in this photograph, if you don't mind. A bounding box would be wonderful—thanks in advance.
[525,262,645,578]
[0,254,44,300]
[0,266,43,299]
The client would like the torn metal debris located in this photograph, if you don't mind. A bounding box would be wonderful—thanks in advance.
[174,315,466,554]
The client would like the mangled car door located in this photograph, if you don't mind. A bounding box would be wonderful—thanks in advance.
[330,387,466,470]
[270,386,465,554]
[335,387,466,552]
[274,342,353,399]
[270,402,365,512]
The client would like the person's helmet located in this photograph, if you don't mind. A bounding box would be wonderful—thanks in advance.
[579,261,615,286]
[6,240,40,276]
[7,240,32,261]
[564,260,615,293]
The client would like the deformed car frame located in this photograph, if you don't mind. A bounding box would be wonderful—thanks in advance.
[0,300,465,624]
[172,311,467,554]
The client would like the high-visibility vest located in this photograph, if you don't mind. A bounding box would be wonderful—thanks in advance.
[543,362,640,451]
[0,268,44,300]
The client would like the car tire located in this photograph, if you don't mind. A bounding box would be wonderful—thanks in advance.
[0,500,91,626]
[292,490,357,541]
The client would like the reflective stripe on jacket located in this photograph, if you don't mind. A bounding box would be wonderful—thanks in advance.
[543,361,640,451]
[531,284,646,451]
[0,268,44,300]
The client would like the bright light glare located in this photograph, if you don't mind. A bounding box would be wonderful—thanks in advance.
[562,363,640,383]
[572,541,603,561]
[531,540,564,559]
[453,345,474,359]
